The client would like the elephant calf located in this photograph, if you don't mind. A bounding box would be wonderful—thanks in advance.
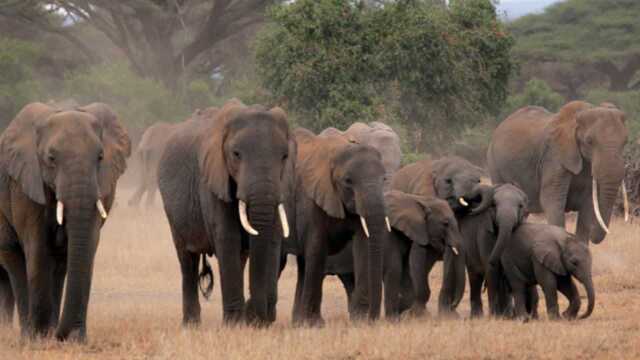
[384,191,465,318]
[499,223,595,320]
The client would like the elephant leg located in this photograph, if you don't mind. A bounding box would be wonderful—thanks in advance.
[383,238,403,319]
[0,267,14,324]
[558,277,580,320]
[337,273,355,304]
[350,235,370,320]
[534,265,560,320]
[469,272,484,318]
[300,243,327,326]
[0,249,28,329]
[23,239,56,336]
[525,286,539,319]
[575,203,594,244]
[540,171,571,229]
[292,255,305,324]
[408,243,438,316]
[511,285,529,320]
[397,269,414,314]
[49,255,67,328]
[176,248,201,326]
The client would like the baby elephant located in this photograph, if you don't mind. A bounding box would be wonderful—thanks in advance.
[500,223,595,320]
[383,191,466,318]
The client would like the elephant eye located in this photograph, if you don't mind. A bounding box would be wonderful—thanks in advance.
[47,151,56,165]
[282,153,288,161]
[233,151,241,160]
[345,177,353,185]
[98,150,104,161]
[445,178,452,185]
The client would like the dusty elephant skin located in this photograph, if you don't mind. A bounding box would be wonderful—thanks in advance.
[500,223,595,320]
[488,101,628,244]
[128,106,218,207]
[0,102,131,341]
[383,191,465,318]
[281,128,386,326]
[157,99,295,326]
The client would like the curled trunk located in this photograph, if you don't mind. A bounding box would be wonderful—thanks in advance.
[470,184,495,215]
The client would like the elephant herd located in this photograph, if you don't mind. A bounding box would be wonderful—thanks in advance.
[0,98,628,341]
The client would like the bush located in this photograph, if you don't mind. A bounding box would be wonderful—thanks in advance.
[502,78,565,117]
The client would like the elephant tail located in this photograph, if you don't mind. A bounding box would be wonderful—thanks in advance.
[198,254,214,300]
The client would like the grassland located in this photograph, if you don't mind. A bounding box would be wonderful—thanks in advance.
[1,187,639,359]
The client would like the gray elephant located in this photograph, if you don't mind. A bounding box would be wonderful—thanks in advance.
[488,101,629,244]
[500,224,595,320]
[128,106,218,207]
[384,191,465,318]
[0,102,131,340]
[158,99,295,326]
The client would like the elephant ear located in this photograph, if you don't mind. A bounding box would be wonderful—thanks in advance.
[0,102,56,204]
[532,237,567,276]
[296,132,347,218]
[77,103,132,199]
[548,101,593,175]
[198,98,245,202]
[385,191,430,246]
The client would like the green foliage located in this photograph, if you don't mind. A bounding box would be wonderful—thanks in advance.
[503,78,565,116]
[585,88,640,138]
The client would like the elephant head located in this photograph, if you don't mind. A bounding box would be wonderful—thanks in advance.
[297,131,387,320]
[0,102,131,340]
[199,99,296,323]
[431,156,486,214]
[533,234,594,319]
[549,101,628,243]
[385,191,466,310]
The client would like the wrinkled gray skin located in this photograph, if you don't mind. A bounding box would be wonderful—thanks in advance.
[459,183,538,317]
[383,191,465,318]
[158,100,295,326]
[0,102,131,341]
[488,101,628,244]
[500,224,595,320]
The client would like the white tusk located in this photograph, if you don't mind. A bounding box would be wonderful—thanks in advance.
[96,199,108,219]
[451,246,459,256]
[360,216,370,238]
[56,201,64,225]
[459,197,469,207]
[592,178,610,234]
[385,216,392,232]
[238,200,259,236]
[621,181,630,223]
[278,204,290,238]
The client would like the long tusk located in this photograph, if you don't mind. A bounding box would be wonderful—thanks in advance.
[451,246,459,256]
[96,199,108,219]
[622,181,630,223]
[56,201,64,225]
[459,197,469,207]
[385,216,392,232]
[239,200,259,236]
[360,216,370,238]
[592,178,610,234]
[278,204,290,238]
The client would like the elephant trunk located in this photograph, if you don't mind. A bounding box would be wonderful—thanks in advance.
[578,275,595,319]
[439,226,466,313]
[591,174,623,244]
[357,188,385,321]
[470,184,495,215]
[489,208,518,266]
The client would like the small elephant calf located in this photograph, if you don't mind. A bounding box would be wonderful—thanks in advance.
[500,223,595,320]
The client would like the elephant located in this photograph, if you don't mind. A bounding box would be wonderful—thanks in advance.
[499,223,595,320]
[0,102,131,340]
[383,190,465,318]
[157,99,295,326]
[488,101,629,244]
[128,106,218,207]
[282,128,387,325]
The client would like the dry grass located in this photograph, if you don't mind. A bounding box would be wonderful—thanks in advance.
[1,187,640,359]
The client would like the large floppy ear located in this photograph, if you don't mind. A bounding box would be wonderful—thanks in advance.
[198,98,245,202]
[385,191,430,246]
[296,132,347,218]
[532,237,567,276]
[0,102,56,204]
[548,101,592,175]
[78,103,132,199]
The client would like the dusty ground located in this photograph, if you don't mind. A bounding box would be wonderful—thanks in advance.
[1,187,640,359]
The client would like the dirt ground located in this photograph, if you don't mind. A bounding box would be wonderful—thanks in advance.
[1,186,640,359]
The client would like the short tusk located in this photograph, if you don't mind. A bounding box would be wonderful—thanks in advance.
[451,246,459,256]
[360,216,370,238]
[96,199,108,219]
[592,178,610,234]
[621,181,629,223]
[278,204,290,238]
[56,201,64,225]
[239,200,259,236]
[385,216,392,232]
[459,197,469,207]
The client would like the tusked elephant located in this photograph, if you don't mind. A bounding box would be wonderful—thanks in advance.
[383,191,465,318]
[488,101,629,244]
[0,102,131,341]
[282,128,387,326]
[158,99,295,326]
[500,224,595,320]
[128,106,218,207]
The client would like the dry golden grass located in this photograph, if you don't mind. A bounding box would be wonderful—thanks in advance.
[1,187,640,359]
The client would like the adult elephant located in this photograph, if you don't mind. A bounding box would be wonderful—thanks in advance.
[128,106,218,207]
[158,99,295,326]
[283,128,387,325]
[0,102,131,340]
[488,101,629,244]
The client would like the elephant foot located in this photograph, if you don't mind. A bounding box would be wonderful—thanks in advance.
[562,307,579,320]
[244,301,274,328]
[55,326,86,343]
[470,309,484,319]
[438,309,460,320]
[293,315,325,328]
[222,309,244,325]
[406,305,428,318]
